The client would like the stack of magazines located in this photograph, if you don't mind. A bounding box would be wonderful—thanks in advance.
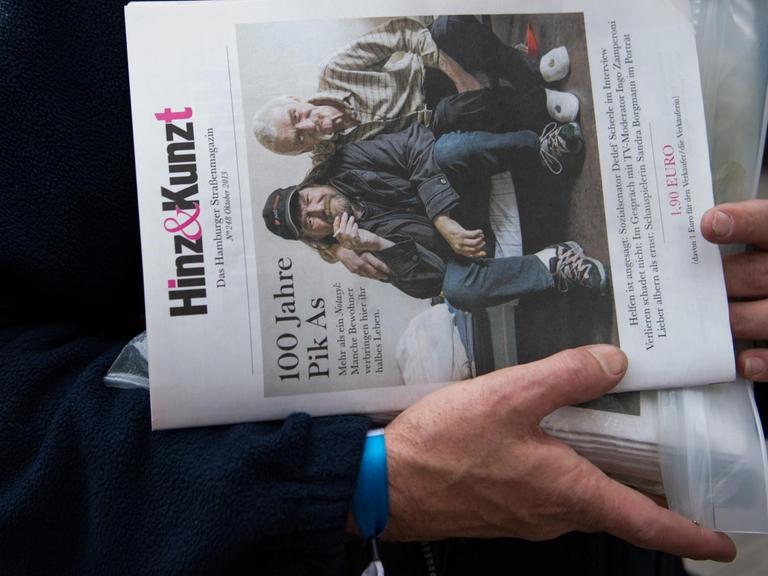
[543,392,664,495]
[120,0,768,532]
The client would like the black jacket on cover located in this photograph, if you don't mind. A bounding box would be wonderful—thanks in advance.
[322,123,485,299]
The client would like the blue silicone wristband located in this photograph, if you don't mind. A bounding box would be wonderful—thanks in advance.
[352,429,389,540]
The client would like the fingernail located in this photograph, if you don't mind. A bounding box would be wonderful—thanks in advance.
[586,344,627,376]
[745,357,766,379]
[712,211,733,238]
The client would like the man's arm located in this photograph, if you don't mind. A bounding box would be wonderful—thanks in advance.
[433,213,487,258]
[338,124,462,220]
[333,213,447,300]
[319,18,439,81]
[0,324,370,575]
[319,18,481,95]
[316,243,391,281]
[338,124,488,256]
[436,50,483,93]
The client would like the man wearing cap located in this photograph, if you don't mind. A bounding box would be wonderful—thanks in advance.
[262,123,606,310]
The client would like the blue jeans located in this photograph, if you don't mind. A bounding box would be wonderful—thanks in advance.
[442,256,554,310]
[433,131,554,310]
[434,130,539,194]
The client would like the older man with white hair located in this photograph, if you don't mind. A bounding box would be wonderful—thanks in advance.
[252,16,579,163]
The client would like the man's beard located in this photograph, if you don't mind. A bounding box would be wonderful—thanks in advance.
[326,192,353,222]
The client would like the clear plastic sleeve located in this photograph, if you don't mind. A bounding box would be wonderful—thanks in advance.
[658,380,768,533]
[692,0,768,204]
[103,331,149,390]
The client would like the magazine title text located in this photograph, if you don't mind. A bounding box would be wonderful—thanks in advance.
[155,107,209,318]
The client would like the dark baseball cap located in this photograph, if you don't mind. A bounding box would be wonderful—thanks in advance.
[263,186,301,240]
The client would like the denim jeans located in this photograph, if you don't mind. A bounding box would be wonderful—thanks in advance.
[442,256,554,310]
[434,130,539,187]
[432,130,554,311]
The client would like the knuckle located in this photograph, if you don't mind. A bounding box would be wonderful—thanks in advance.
[729,304,751,337]
[748,254,768,293]
[743,200,768,240]
[477,367,518,407]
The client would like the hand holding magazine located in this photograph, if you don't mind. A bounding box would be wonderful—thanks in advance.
[123,0,768,540]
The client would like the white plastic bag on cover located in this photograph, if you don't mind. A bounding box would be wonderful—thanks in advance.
[395,304,472,385]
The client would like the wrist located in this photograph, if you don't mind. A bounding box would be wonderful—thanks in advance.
[379,426,422,542]
[319,243,341,263]
[346,510,361,538]
[352,429,389,540]
[373,236,393,251]
[433,212,449,225]
[436,49,455,75]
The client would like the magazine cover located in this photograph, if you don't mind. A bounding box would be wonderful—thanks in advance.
[125,0,735,428]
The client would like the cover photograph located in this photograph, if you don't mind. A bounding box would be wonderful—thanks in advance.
[125,0,734,428]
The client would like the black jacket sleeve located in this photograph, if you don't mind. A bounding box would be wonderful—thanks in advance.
[0,324,369,576]
[375,236,447,299]
[338,124,461,220]
[1,3,372,573]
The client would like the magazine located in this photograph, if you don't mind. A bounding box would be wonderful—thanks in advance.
[125,0,735,429]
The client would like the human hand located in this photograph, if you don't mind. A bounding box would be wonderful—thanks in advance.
[333,212,390,252]
[382,345,736,562]
[315,243,341,264]
[433,213,486,258]
[701,199,768,381]
[437,50,483,93]
[335,246,391,281]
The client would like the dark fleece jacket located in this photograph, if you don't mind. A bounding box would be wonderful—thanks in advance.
[0,1,369,574]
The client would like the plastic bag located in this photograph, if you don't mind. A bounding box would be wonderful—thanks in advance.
[103,331,149,390]
[658,380,768,533]
[672,0,768,532]
[691,0,768,204]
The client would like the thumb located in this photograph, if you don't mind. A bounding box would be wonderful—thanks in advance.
[485,345,627,423]
[701,199,768,248]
